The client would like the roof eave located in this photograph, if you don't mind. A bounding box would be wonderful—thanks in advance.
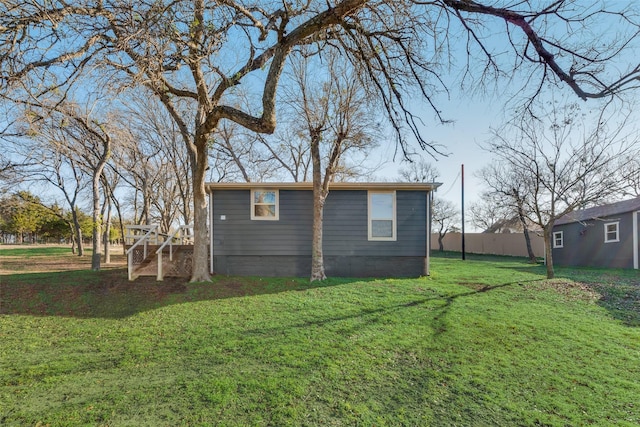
[206,181,443,192]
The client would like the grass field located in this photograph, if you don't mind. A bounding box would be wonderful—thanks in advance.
[1,246,639,426]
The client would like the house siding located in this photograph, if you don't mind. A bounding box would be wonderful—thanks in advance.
[552,212,635,269]
[211,189,428,277]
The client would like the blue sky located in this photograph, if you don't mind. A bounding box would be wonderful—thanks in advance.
[376,94,500,207]
[367,0,640,230]
[3,1,639,232]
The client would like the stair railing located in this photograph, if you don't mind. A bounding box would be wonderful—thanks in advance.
[155,224,194,281]
[124,225,159,246]
[125,225,160,281]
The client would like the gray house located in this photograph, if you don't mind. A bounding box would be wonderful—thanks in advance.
[552,197,640,269]
[206,182,440,277]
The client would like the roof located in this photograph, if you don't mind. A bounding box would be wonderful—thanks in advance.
[555,197,640,225]
[484,215,542,233]
[206,182,442,192]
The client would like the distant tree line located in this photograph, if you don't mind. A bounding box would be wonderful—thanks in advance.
[0,191,122,249]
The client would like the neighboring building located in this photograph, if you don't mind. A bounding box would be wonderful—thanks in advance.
[206,182,440,277]
[552,197,640,269]
[484,216,542,234]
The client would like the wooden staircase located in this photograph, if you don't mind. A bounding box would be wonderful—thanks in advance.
[125,225,194,281]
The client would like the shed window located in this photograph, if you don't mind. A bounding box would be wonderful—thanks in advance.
[604,222,619,243]
[553,231,563,248]
[368,191,396,241]
[251,189,279,220]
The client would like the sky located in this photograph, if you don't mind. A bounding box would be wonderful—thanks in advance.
[362,0,640,231]
[3,1,639,233]
[376,96,498,205]
[370,89,510,232]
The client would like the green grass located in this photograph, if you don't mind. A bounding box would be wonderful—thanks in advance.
[0,245,73,257]
[1,252,639,426]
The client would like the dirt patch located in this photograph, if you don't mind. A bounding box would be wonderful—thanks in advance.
[525,279,601,302]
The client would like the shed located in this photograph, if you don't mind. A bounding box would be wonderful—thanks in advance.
[206,182,440,277]
[552,197,640,269]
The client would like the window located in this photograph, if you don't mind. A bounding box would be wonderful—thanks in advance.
[368,191,396,241]
[251,189,279,220]
[604,222,619,243]
[553,231,563,248]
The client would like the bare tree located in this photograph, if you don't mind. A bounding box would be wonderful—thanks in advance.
[282,50,378,280]
[398,160,440,184]
[483,100,637,278]
[469,198,513,234]
[476,163,539,263]
[2,1,640,281]
[112,93,193,231]
[207,122,283,183]
[432,198,460,252]
[17,125,88,255]
[253,130,313,183]
[62,106,113,271]
[617,155,640,198]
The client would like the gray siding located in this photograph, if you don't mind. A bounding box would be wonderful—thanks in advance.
[211,189,428,277]
[552,211,636,269]
[323,190,427,256]
[212,190,313,256]
[213,255,426,277]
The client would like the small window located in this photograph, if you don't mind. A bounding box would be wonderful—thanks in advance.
[368,191,396,241]
[553,231,563,248]
[604,222,619,243]
[251,189,279,220]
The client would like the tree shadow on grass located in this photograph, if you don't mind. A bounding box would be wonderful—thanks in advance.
[0,267,364,319]
[242,280,535,339]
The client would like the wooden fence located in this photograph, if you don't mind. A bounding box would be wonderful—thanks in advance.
[431,232,545,258]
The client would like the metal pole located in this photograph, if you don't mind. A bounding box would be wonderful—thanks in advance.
[461,164,466,260]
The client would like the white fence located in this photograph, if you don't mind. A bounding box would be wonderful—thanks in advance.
[431,232,545,258]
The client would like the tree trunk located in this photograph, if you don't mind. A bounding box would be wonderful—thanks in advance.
[543,225,555,279]
[91,171,102,271]
[69,222,76,254]
[142,178,151,225]
[438,232,445,252]
[103,196,111,265]
[190,139,211,282]
[111,193,127,255]
[516,199,537,263]
[523,228,537,263]
[71,207,84,256]
[310,133,327,282]
[310,189,327,281]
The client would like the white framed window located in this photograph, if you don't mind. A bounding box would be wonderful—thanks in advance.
[553,231,563,248]
[251,189,279,220]
[368,191,396,241]
[604,221,619,243]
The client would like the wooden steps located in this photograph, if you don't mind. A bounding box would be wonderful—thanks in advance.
[126,244,194,280]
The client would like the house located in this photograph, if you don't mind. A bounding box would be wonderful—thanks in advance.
[484,216,542,234]
[552,197,640,269]
[206,182,440,277]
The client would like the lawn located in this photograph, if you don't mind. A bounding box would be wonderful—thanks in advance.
[1,247,639,426]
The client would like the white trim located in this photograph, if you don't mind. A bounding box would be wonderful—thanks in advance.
[250,189,279,220]
[552,231,564,248]
[209,191,214,274]
[604,221,620,243]
[208,181,441,192]
[425,191,431,275]
[368,191,396,241]
[633,212,638,269]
